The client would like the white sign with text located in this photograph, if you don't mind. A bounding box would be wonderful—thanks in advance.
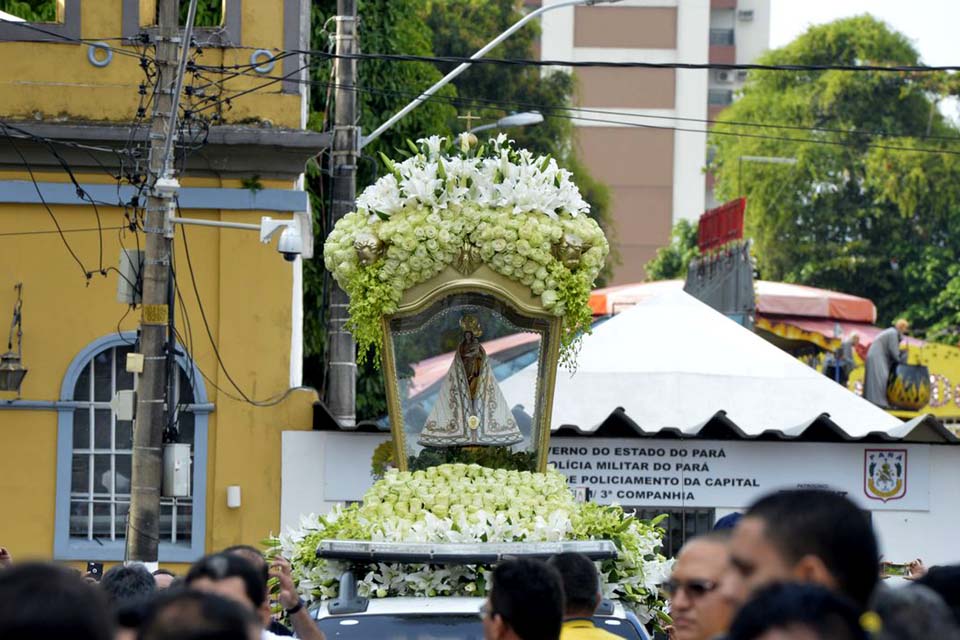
[547,439,930,511]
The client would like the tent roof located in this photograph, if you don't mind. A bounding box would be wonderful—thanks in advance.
[502,289,955,443]
[590,280,877,323]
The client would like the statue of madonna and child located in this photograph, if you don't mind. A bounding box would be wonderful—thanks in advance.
[418,314,523,448]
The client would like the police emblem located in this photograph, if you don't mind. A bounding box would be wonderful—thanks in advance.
[864,449,907,502]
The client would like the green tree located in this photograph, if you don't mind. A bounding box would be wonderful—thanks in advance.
[422,0,612,275]
[710,15,960,331]
[304,0,457,420]
[644,219,699,281]
[304,0,612,420]
[0,0,56,21]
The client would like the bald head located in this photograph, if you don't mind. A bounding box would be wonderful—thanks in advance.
[894,319,909,334]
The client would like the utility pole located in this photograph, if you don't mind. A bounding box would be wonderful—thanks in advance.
[126,0,197,564]
[326,0,358,427]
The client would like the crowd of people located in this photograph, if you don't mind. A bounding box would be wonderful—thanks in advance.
[0,544,324,640]
[1,488,958,640]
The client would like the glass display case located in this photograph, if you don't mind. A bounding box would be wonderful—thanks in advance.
[381,266,562,472]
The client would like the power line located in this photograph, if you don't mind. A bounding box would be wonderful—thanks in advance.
[1,125,91,280]
[237,72,960,157]
[188,60,960,150]
[177,209,310,407]
[0,225,126,238]
[299,48,960,74]
[0,18,155,61]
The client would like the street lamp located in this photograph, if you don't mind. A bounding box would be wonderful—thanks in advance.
[469,111,544,134]
[360,0,621,150]
[329,0,620,426]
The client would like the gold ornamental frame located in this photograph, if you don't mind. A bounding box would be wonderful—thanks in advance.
[380,264,563,472]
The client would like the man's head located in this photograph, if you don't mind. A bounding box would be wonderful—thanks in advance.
[723,490,878,610]
[139,588,260,640]
[849,333,860,345]
[101,563,156,608]
[894,319,910,334]
[667,532,735,640]
[728,583,868,640]
[483,557,564,640]
[916,564,960,626]
[223,545,269,582]
[152,568,177,590]
[0,562,113,640]
[185,553,269,627]
[871,583,960,640]
[547,552,601,617]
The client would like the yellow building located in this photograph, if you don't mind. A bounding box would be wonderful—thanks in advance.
[0,1,325,572]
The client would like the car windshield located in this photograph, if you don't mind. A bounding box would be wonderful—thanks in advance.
[315,614,645,639]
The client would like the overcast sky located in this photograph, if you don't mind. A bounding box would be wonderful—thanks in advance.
[770,0,959,66]
[770,0,960,122]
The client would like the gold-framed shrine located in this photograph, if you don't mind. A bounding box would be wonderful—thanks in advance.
[380,264,563,472]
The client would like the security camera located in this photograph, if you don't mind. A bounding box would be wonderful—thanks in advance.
[259,216,303,261]
[277,225,302,262]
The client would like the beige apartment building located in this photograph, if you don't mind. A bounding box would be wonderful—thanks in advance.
[537,0,770,283]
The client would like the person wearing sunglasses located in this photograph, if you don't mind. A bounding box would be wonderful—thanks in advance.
[664,531,735,640]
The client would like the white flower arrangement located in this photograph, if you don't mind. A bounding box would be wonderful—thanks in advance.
[323,134,609,365]
[270,464,671,625]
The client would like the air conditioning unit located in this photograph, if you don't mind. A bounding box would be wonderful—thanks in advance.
[737,9,754,21]
[716,70,735,84]
[736,70,749,81]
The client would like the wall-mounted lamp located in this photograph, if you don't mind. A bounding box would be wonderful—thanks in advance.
[0,283,27,394]
[226,485,241,509]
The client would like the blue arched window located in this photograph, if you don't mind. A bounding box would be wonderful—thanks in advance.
[54,332,210,561]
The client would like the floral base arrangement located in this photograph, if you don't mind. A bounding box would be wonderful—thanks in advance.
[322,134,609,366]
[272,463,671,624]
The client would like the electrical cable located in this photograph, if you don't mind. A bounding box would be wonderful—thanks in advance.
[299,48,960,73]
[189,62,960,149]
[1,125,91,280]
[289,77,960,157]
[0,17,155,61]
[177,207,312,407]
[0,225,127,237]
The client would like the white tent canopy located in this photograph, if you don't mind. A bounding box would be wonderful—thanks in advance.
[501,289,939,439]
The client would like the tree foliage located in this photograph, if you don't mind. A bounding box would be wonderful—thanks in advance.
[710,15,960,336]
[0,0,56,21]
[644,219,699,281]
[422,0,611,261]
[304,0,611,419]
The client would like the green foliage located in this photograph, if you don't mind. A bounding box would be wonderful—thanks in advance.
[408,447,537,472]
[304,0,611,420]
[710,15,960,333]
[305,0,457,420]
[179,0,223,27]
[0,0,56,22]
[644,220,700,281]
[270,465,670,623]
[422,0,612,250]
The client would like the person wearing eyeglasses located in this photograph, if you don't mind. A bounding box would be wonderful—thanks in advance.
[481,557,565,640]
[664,531,735,640]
